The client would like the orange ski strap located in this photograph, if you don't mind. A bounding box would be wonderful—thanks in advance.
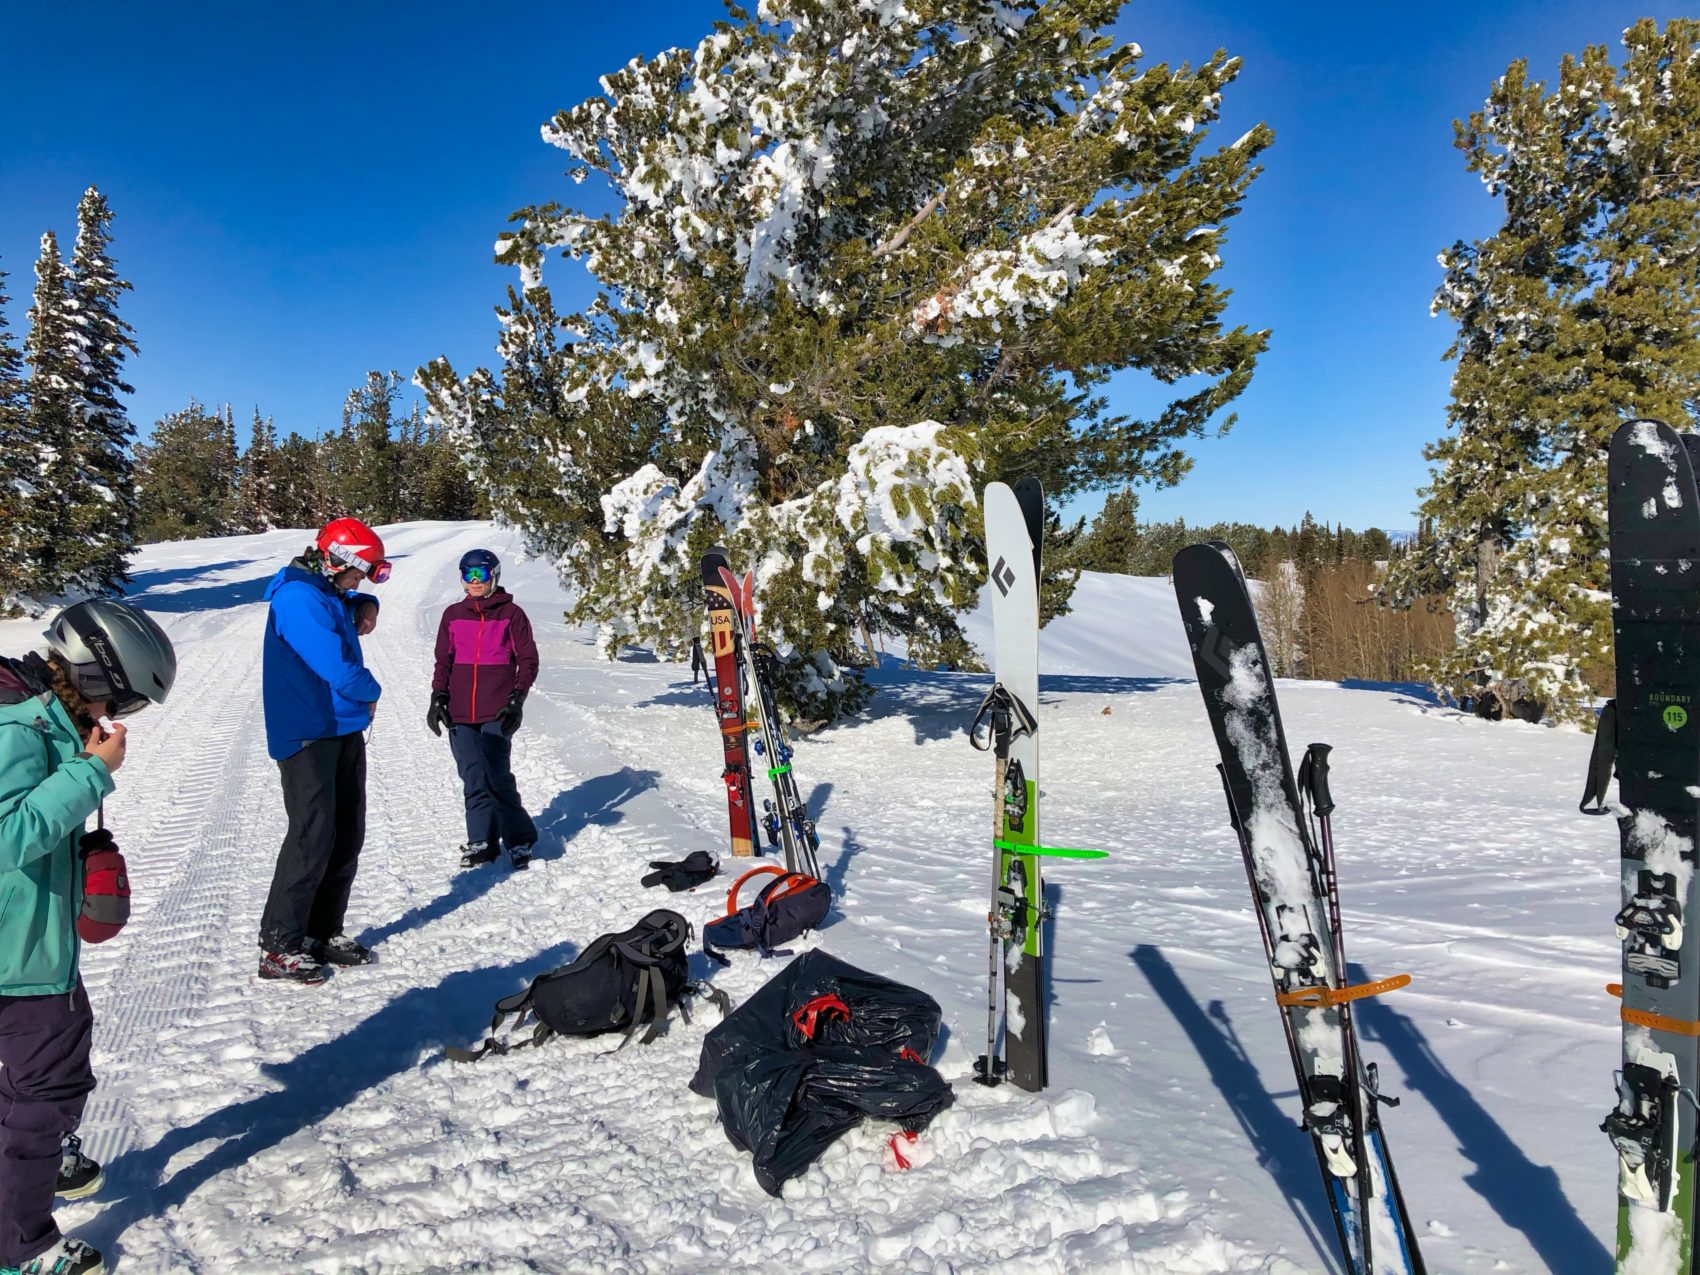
[1607,983,1700,1036]
[1276,973,1412,1009]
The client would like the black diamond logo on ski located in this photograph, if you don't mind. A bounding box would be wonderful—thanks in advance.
[992,556,1016,596]
[1199,625,1235,678]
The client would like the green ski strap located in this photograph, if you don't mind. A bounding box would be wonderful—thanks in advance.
[994,839,1108,860]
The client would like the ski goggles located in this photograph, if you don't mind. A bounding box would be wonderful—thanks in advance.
[461,565,493,584]
[327,544,392,584]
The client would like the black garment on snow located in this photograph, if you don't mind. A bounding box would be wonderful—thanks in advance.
[449,721,536,850]
[641,850,719,892]
[259,732,367,954]
[0,980,94,1267]
[690,637,708,685]
[689,950,952,1196]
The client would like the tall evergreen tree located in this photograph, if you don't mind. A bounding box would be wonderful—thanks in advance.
[272,431,328,528]
[338,371,402,523]
[1076,488,1139,573]
[1390,19,1700,723]
[61,186,138,592]
[237,408,278,532]
[134,400,240,542]
[24,230,80,591]
[421,415,480,520]
[0,264,30,609]
[421,0,1271,716]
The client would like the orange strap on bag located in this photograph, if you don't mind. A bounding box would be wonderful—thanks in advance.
[725,864,819,914]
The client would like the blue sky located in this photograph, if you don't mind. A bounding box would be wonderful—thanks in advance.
[0,2,1677,530]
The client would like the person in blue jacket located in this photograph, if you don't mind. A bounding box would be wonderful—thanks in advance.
[257,517,390,986]
[1,599,176,1275]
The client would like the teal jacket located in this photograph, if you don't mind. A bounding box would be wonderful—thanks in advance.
[0,657,115,996]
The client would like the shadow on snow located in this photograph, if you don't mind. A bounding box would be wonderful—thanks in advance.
[1130,944,1342,1274]
[85,942,578,1258]
[357,768,658,950]
[1347,961,1608,1274]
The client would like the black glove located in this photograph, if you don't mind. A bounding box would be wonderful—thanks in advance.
[498,688,527,736]
[425,691,452,737]
[641,850,720,892]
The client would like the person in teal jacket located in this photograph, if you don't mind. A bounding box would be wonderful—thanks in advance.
[0,599,175,1275]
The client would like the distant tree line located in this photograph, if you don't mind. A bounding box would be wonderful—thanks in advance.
[133,372,483,544]
[1068,490,1453,683]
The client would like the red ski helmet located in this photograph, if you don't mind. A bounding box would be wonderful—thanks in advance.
[315,518,391,583]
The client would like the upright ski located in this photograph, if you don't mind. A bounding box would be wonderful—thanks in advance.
[1584,419,1700,1272]
[973,481,1048,1091]
[703,547,756,858]
[714,564,821,879]
[1174,541,1424,1275]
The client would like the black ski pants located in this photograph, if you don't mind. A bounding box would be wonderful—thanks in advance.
[0,981,93,1267]
[448,721,536,850]
[259,732,366,954]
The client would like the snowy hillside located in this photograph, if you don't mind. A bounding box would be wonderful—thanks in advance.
[2,521,1612,1273]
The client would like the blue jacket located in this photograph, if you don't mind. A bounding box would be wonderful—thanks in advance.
[0,656,114,996]
[263,561,382,760]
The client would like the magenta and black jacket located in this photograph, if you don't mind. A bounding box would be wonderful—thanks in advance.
[432,589,539,725]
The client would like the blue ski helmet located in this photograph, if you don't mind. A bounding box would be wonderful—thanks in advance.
[459,548,500,587]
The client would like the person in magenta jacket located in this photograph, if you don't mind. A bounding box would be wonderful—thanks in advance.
[426,549,540,869]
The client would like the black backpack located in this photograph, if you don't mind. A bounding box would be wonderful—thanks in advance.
[704,866,831,965]
[446,910,723,1061]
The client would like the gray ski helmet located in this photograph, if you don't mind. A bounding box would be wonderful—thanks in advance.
[44,599,177,717]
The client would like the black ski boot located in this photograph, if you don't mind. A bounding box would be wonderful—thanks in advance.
[459,841,499,868]
[509,843,534,871]
[313,934,375,967]
[56,1133,103,1200]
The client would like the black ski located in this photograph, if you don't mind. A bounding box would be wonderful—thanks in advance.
[1174,540,1424,1275]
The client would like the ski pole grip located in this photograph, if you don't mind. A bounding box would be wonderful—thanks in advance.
[1303,743,1334,816]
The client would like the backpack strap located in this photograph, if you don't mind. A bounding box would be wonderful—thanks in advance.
[444,984,549,1063]
[1580,700,1618,815]
[612,965,671,1052]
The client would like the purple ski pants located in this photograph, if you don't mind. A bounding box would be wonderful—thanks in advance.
[0,980,94,1267]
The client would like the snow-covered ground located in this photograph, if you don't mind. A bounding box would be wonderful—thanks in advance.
[2,522,1613,1273]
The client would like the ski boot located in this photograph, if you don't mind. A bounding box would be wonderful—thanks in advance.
[459,841,499,868]
[8,1237,104,1274]
[258,949,330,985]
[312,934,375,967]
[55,1134,102,1200]
[509,843,534,871]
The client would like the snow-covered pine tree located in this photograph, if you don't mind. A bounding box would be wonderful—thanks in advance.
[0,264,30,610]
[134,400,241,542]
[216,404,239,528]
[1390,19,1700,725]
[420,0,1271,719]
[271,431,328,529]
[237,408,278,532]
[336,371,403,524]
[24,230,81,595]
[61,186,138,593]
